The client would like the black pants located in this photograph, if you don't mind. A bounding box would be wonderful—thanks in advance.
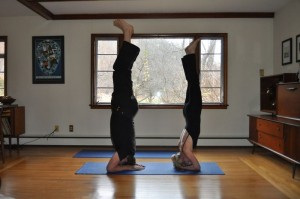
[110,41,140,161]
[182,54,202,148]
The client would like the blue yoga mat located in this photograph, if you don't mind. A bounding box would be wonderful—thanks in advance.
[73,150,176,159]
[75,162,224,175]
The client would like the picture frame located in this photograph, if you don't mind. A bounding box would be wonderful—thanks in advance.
[282,38,292,65]
[296,34,300,63]
[32,36,65,84]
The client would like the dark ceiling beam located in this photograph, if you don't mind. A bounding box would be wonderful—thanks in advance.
[17,0,275,20]
[28,0,107,1]
[17,0,54,20]
[54,12,274,20]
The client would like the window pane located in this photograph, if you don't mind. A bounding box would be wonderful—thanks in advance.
[97,72,113,87]
[201,54,221,70]
[0,73,4,90]
[0,42,4,54]
[0,58,4,72]
[96,88,112,103]
[201,39,221,54]
[97,55,116,71]
[130,38,192,104]
[202,88,221,103]
[201,71,221,87]
[0,37,6,96]
[200,38,223,104]
[95,38,117,103]
[97,40,117,54]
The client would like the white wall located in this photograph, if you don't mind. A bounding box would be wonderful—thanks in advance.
[274,0,300,74]
[0,16,274,146]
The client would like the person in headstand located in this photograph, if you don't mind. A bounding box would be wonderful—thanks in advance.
[106,19,145,173]
[171,39,202,171]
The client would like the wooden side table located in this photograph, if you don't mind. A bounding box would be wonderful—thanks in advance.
[0,105,25,160]
[0,108,5,163]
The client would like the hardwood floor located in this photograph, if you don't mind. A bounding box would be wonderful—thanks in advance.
[0,146,299,199]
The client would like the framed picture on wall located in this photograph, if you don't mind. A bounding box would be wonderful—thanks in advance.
[32,36,65,84]
[282,38,292,65]
[296,34,300,63]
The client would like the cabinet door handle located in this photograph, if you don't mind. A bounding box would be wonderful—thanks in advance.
[286,87,297,91]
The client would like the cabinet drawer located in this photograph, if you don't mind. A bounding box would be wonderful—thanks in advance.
[257,119,283,138]
[258,132,284,153]
[277,83,300,119]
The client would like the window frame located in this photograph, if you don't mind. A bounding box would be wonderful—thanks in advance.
[91,33,228,109]
[0,36,7,97]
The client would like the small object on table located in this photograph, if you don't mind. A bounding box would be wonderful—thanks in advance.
[0,96,16,105]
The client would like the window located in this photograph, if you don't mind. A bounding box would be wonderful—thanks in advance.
[91,34,228,109]
[0,36,7,96]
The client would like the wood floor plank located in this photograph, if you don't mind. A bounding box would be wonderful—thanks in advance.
[0,146,298,199]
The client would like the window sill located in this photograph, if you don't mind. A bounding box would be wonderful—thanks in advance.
[90,103,228,109]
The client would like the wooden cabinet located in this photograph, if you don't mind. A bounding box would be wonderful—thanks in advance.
[249,79,300,178]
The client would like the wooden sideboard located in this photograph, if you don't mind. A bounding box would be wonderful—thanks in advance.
[249,79,300,178]
[248,115,300,178]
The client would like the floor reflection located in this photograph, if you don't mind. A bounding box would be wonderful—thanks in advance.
[135,175,183,198]
[178,175,221,199]
[83,169,221,198]
[107,175,136,198]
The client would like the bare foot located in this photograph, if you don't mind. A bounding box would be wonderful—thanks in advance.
[107,162,145,173]
[113,19,134,42]
[107,152,145,173]
[185,38,200,55]
[131,164,146,171]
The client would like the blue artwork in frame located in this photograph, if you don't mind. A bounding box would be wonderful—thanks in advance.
[32,36,64,84]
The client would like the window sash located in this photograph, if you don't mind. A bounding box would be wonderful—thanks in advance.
[0,37,7,97]
[91,33,228,109]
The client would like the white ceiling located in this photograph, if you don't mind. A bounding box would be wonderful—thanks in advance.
[0,0,292,18]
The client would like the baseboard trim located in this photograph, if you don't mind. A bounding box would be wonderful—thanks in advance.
[9,136,252,147]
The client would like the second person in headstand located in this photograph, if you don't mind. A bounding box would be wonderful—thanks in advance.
[171,39,202,172]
